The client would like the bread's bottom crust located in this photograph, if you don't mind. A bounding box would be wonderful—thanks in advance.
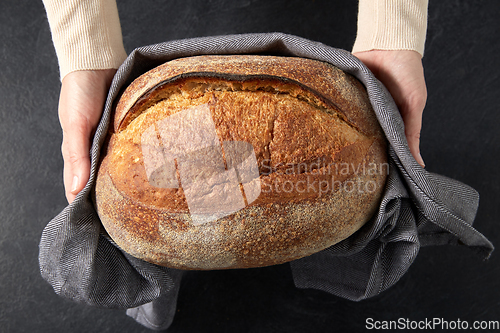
[95,142,387,270]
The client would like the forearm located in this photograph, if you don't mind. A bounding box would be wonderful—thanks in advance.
[42,0,127,79]
[353,0,429,57]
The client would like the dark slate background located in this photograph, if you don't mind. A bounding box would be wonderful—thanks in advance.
[0,1,499,332]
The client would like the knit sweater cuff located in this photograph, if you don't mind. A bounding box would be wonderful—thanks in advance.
[42,0,127,80]
[352,0,429,57]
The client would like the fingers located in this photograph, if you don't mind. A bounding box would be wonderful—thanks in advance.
[399,88,427,168]
[390,55,427,168]
[399,92,425,167]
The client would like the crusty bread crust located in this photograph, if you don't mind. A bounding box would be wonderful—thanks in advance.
[94,55,388,269]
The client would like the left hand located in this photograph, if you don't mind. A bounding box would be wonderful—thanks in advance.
[58,69,116,203]
[353,50,427,168]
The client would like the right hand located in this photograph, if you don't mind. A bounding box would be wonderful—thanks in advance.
[353,50,427,167]
[58,69,116,203]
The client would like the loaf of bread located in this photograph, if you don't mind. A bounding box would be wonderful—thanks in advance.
[94,55,388,270]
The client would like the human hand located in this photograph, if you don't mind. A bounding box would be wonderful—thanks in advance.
[353,50,427,167]
[58,69,116,203]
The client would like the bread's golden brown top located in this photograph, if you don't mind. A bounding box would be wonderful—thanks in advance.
[114,55,380,137]
[105,55,384,212]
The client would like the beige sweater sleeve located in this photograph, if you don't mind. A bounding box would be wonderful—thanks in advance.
[42,0,127,80]
[43,0,428,79]
[352,0,429,56]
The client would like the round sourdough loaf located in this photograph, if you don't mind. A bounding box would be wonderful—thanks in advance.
[94,55,388,270]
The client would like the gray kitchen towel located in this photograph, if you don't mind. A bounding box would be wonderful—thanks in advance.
[39,32,493,328]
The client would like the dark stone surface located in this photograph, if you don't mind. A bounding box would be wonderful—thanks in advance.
[0,0,498,332]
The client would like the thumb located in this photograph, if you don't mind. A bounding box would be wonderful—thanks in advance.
[60,111,92,203]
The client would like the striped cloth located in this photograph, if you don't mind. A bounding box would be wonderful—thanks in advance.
[38,33,493,330]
